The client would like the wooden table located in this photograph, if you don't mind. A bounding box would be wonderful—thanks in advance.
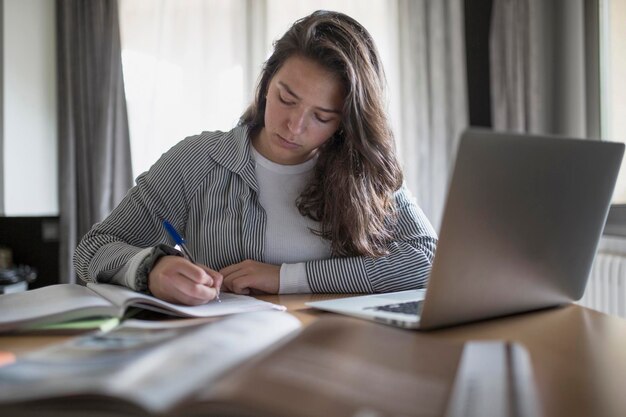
[2,294,626,416]
[262,295,626,417]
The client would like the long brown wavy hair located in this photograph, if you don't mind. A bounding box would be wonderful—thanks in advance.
[240,10,403,258]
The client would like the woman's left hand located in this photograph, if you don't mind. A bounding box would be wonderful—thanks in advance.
[220,260,280,295]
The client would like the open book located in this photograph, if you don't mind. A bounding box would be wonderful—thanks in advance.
[0,311,301,417]
[0,283,285,332]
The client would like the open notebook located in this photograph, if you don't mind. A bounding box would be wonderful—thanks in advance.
[0,283,285,332]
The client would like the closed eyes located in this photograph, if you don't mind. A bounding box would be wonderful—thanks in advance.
[276,87,337,124]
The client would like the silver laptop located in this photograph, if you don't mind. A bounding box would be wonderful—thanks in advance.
[307,129,624,329]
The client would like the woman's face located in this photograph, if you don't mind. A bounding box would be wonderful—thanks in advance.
[254,55,345,165]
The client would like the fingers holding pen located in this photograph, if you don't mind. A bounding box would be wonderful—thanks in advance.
[148,256,221,305]
[197,264,224,291]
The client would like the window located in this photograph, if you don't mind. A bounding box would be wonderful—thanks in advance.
[600,0,626,235]
[119,0,398,180]
[600,0,626,203]
[119,0,250,179]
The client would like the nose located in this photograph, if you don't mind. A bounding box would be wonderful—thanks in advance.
[287,109,306,135]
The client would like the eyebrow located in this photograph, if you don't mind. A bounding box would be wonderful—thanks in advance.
[277,81,342,114]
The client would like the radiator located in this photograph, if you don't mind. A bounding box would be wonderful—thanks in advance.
[578,253,626,318]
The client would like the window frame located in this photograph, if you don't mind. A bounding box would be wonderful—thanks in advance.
[604,206,626,236]
[598,0,626,237]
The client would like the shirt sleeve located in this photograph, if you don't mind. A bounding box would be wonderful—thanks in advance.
[304,185,438,293]
[109,247,153,290]
[73,135,209,288]
[279,262,312,294]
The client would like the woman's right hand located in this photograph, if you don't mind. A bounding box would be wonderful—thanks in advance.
[148,256,223,305]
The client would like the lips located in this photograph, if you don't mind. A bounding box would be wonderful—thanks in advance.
[276,134,301,149]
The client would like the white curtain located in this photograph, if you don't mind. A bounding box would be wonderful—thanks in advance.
[120,0,402,179]
[397,0,468,230]
[119,0,257,178]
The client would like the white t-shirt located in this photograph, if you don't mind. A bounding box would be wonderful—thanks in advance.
[251,145,332,293]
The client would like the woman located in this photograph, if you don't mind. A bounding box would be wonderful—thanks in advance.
[74,10,437,305]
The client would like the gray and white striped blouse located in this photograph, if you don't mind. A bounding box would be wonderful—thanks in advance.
[74,125,438,293]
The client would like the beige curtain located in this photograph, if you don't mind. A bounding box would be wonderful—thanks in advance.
[397,0,469,230]
[57,0,133,283]
[490,0,600,138]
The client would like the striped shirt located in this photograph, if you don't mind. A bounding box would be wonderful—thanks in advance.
[73,125,438,293]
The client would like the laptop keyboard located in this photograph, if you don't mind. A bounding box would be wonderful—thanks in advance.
[365,300,423,315]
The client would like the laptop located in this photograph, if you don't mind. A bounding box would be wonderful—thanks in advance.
[307,129,624,330]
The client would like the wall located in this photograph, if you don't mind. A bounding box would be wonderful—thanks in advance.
[1,0,57,216]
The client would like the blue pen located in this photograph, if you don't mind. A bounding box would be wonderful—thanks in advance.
[162,219,221,302]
